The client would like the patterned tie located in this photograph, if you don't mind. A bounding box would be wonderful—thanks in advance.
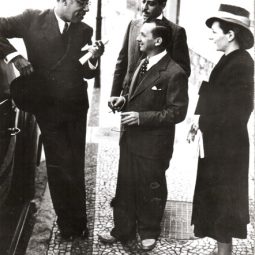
[137,57,149,85]
[129,58,149,96]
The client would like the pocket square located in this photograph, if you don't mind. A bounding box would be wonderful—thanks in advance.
[151,86,162,90]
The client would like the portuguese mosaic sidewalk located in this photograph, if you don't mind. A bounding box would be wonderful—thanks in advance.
[26,122,255,255]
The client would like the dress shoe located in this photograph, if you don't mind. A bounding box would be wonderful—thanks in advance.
[98,232,117,244]
[60,231,75,241]
[139,239,157,251]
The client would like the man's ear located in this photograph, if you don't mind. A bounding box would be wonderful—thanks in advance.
[161,1,167,9]
[155,37,163,46]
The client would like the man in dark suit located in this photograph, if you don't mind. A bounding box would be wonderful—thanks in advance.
[0,0,104,240]
[108,0,190,110]
[99,19,188,251]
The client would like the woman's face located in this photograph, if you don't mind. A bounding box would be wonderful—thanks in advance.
[209,21,229,52]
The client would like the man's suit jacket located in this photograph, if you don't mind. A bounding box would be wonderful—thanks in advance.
[111,17,190,97]
[122,53,188,160]
[0,9,97,119]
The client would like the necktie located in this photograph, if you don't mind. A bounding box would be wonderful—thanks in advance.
[62,22,69,44]
[62,22,69,35]
[129,58,149,96]
[137,57,149,84]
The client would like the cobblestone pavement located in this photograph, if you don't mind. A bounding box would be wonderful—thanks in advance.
[26,125,255,255]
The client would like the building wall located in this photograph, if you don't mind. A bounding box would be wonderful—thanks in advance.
[164,0,179,24]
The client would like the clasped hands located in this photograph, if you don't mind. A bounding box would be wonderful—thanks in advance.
[108,96,139,126]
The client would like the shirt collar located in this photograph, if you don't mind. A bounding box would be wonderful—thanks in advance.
[147,50,167,70]
[54,9,70,34]
[157,13,164,20]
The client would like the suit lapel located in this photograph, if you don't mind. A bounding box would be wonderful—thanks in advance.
[129,55,170,101]
[128,59,143,99]
[40,10,72,70]
[41,10,63,46]
[130,20,143,62]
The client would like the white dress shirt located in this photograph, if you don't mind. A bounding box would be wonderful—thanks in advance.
[147,50,167,70]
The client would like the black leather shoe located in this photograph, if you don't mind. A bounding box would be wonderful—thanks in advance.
[60,228,89,241]
[60,231,75,241]
[139,239,157,251]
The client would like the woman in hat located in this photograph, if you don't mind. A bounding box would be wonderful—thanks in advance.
[188,4,254,255]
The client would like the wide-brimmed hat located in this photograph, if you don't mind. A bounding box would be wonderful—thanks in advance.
[206,4,254,49]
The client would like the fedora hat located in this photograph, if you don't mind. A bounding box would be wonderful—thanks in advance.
[206,4,254,49]
[10,72,50,114]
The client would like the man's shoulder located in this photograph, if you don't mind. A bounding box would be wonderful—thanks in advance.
[162,17,185,31]
[19,9,55,23]
[23,8,50,17]
[164,54,187,76]
[79,21,93,33]
[130,18,143,27]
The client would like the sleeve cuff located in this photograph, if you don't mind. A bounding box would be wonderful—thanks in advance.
[119,96,126,111]
[5,52,20,64]
[88,59,98,70]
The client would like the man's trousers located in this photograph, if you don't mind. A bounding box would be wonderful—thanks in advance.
[36,113,87,234]
[111,136,169,241]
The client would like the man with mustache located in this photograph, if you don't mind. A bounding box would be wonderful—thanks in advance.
[100,19,188,251]
[108,0,190,111]
[0,0,104,240]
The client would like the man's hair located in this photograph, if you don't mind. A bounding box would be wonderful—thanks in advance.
[158,0,167,4]
[149,19,172,49]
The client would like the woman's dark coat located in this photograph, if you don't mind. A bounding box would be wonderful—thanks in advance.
[192,50,254,242]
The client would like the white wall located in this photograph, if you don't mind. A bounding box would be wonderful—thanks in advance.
[164,0,178,24]
[0,0,53,16]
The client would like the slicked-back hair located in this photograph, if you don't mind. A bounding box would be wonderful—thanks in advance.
[148,19,172,49]
[156,0,168,4]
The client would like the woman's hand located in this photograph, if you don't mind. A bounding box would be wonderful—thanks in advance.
[187,115,200,143]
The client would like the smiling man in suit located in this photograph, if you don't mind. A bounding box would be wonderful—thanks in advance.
[108,0,190,111]
[0,0,104,240]
[99,19,188,251]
